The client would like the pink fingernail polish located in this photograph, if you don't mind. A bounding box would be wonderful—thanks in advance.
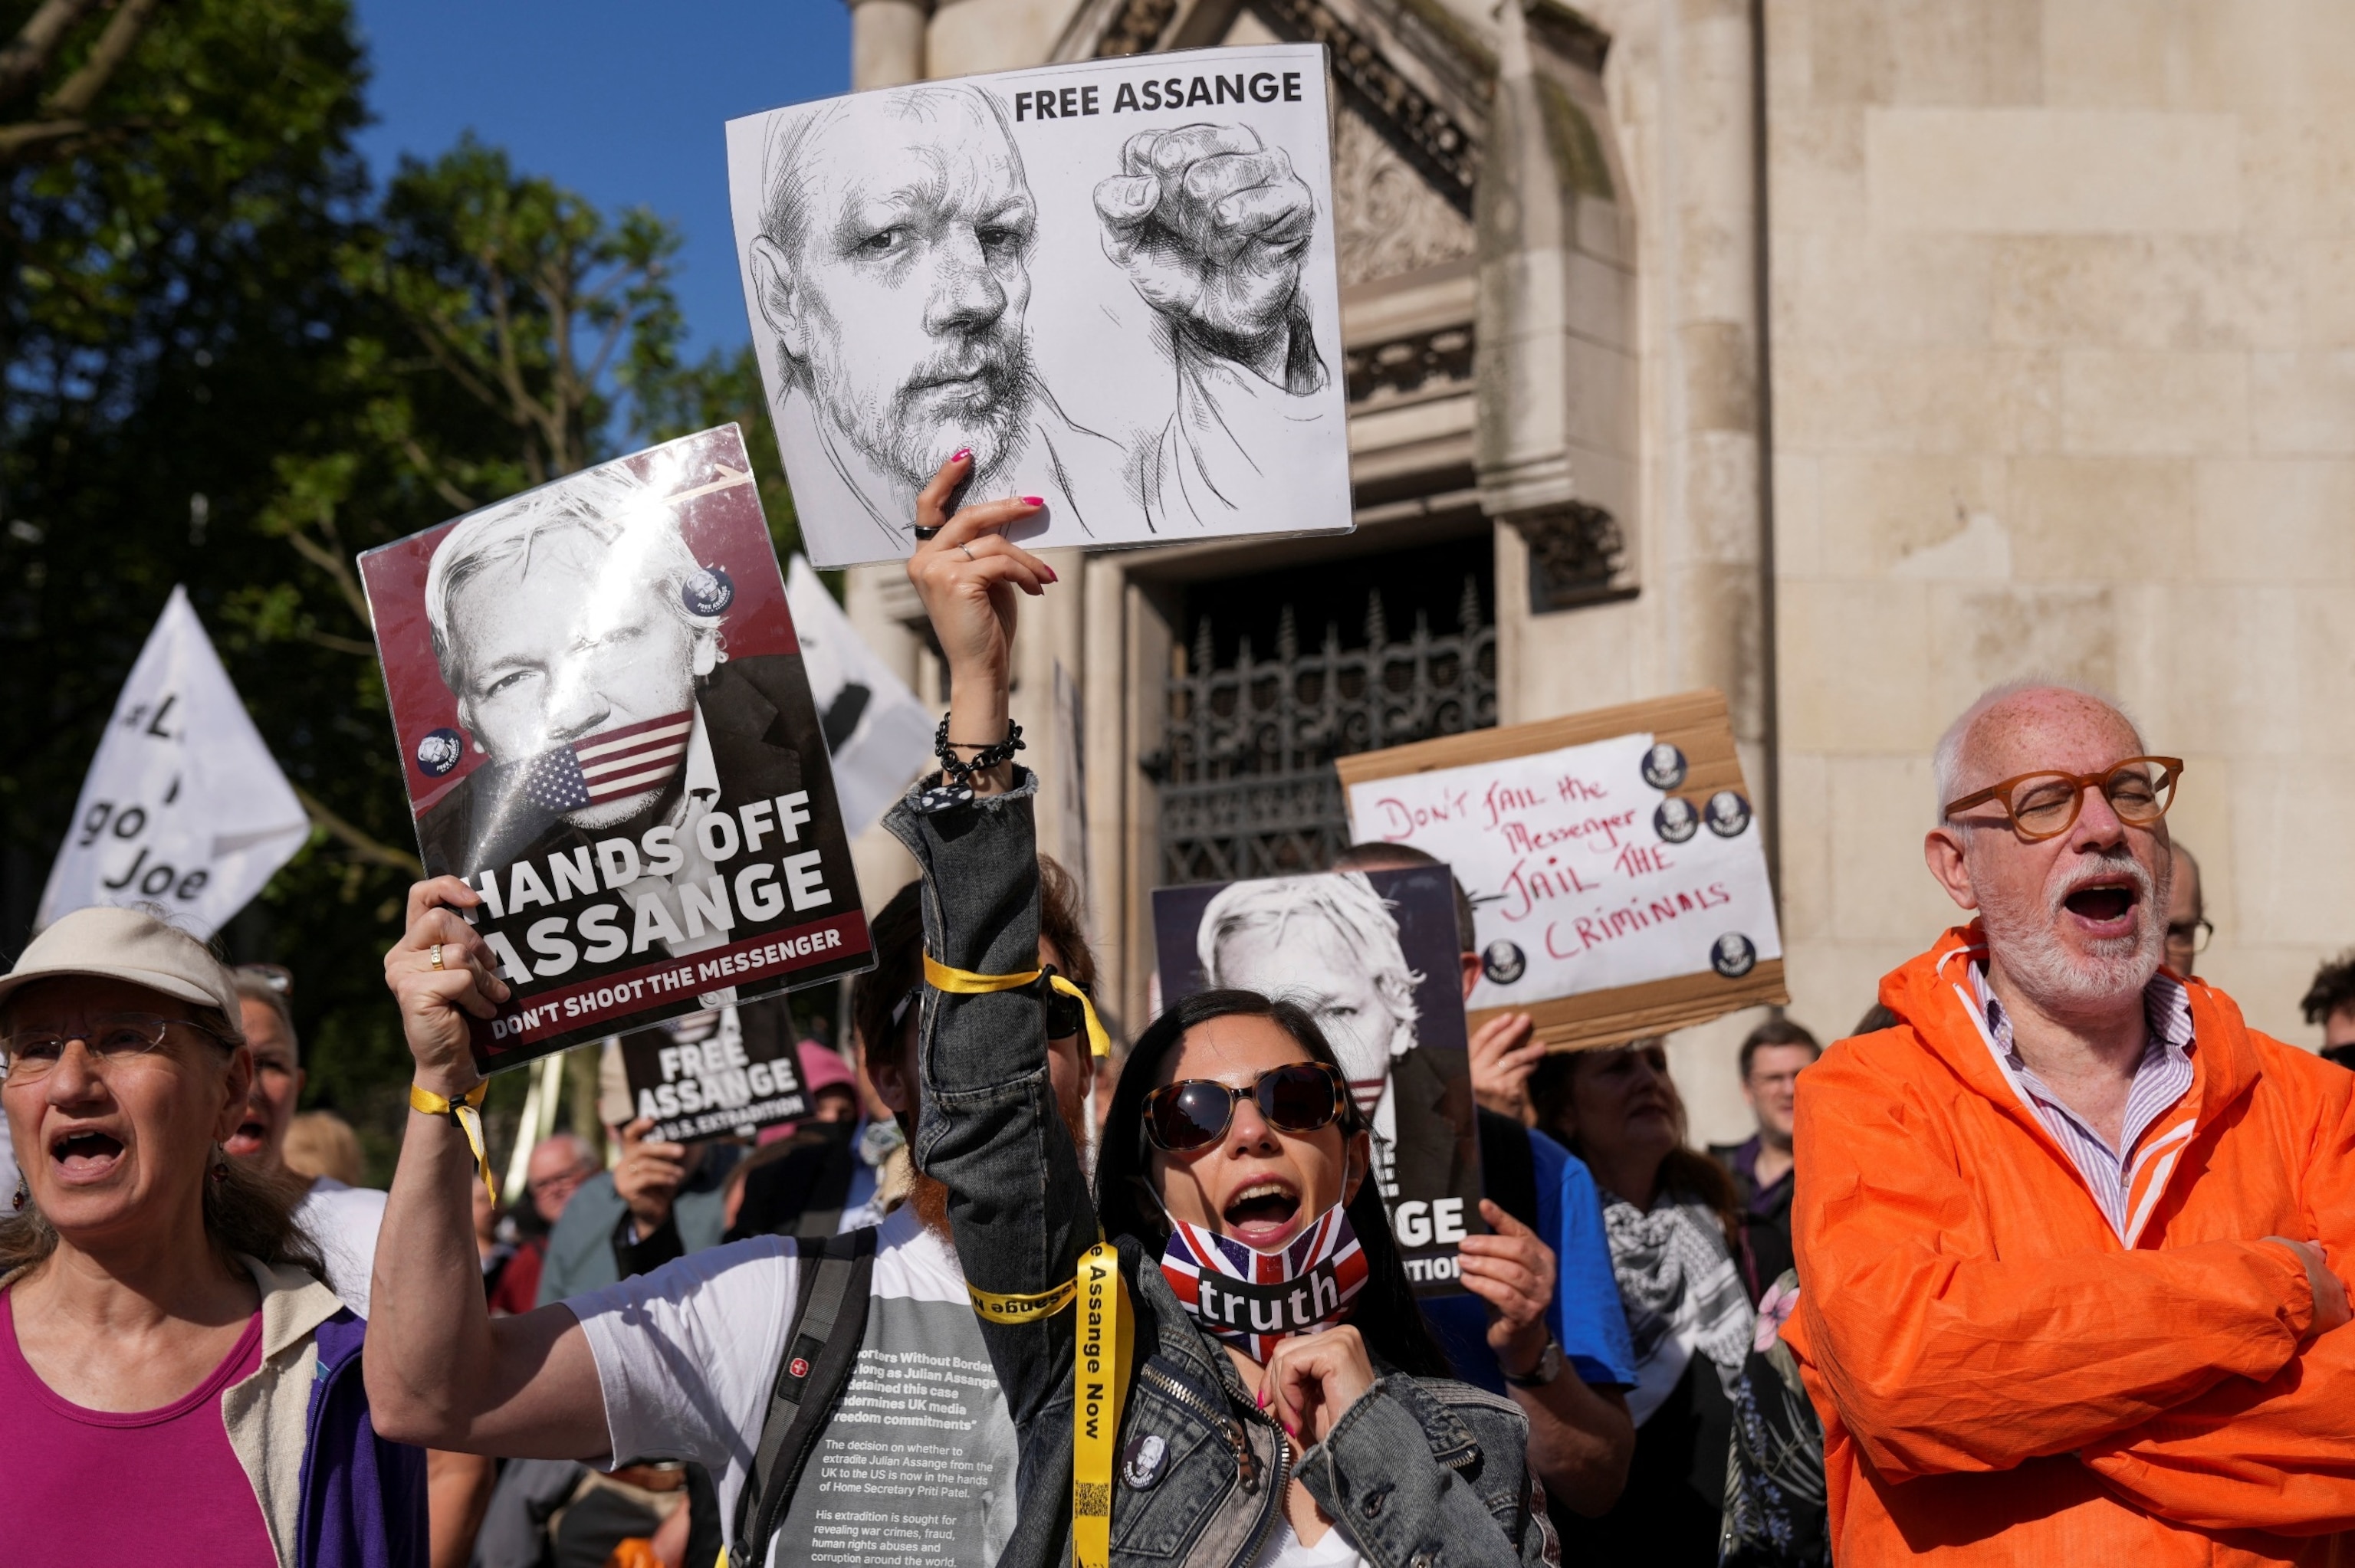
[1042,565,1059,583]
[1023,496,1046,507]
[951,448,972,463]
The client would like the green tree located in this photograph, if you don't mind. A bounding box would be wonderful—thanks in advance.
[0,0,787,1173]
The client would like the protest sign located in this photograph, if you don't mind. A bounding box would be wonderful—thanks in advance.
[618,998,807,1144]
[360,426,873,1074]
[784,554,934,838]
[1154,864,1480,1297]
[724,43,1352,569]
[39,586,310,939]
[1337,690,1788,1051]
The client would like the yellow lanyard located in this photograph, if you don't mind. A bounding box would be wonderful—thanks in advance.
[923,954,1112,1058]
[409,1081,497,1203]
[932,953,1128,1558]
[967,1242,1131,1568]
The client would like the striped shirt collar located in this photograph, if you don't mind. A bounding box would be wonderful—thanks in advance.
[1966,961,2196,1242]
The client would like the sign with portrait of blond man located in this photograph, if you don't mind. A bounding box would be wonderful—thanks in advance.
[723,44,1352,568]
[360,426,872,1072]
[1153,864,1483,1297]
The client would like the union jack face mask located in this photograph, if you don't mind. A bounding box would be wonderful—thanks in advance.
[518,709,694,816]
[1159,1206,1368,1363]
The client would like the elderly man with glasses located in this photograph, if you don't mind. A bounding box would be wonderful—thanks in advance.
[1781,680,2355,1566]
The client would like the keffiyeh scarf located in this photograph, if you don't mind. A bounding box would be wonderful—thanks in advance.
[1600,1189,1755,1425]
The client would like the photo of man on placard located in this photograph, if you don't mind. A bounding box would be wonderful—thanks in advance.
[363,427,872,1068]
[1155,864,1481,1294]
[414,459,817,899]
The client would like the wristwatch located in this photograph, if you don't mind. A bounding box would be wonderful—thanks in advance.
[1503,1339,1565,1389]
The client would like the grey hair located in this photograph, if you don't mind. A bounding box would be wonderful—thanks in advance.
[758,84,1025,264]
[231,969,296,1064]
[1932,677,2144,823]
[421,461,721,703]
[1197,872,1423,1036]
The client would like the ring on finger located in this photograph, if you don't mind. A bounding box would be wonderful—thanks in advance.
[913,525,942,542]
[429,943,445,972]
[960,543,976,561]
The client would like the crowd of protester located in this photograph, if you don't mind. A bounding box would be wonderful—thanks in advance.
[11,459,2355,1567]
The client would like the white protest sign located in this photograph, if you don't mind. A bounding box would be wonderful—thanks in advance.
[39,586,310,938]
[1345,729,1783,1019]
[785,555,934,840]
[725,44,1352,568]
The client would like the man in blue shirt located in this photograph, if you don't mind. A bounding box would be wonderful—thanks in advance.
[1334,843,1637,1518]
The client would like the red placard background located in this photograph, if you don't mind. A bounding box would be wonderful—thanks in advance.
[360,425,800,819]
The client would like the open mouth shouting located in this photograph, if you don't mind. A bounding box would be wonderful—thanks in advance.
[2058,871,2143,940]
[48,1124,127,1186]
[222,1113,271,1160]
[1221,1175,1302,1249]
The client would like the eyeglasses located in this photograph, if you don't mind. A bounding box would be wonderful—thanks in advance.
[0,1012,228,1083]
[1046,982,1092,1042]
[2166,917,2215,956]
[1943,757,2183,842]
[1141,1062,1350,1153]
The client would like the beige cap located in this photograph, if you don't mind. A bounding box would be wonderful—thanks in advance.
[0,904,244,1029]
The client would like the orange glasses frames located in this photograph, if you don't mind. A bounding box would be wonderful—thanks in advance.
[1942,756,2183,842]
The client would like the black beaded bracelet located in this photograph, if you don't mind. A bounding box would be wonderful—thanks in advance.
[933,713,1024,784]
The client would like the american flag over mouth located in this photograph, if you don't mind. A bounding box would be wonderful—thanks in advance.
[519,709,694,815]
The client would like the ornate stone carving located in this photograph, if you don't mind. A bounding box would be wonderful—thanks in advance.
[1344,323,1474,402]
[1332,106,1478,286]
[1092,0,1178,56]
[1509,501,1634,612]
[1255,0,1481,210]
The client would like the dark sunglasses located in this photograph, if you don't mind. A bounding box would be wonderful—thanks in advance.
[1141,1061,1351,1153]
[1046,982,1092,1042]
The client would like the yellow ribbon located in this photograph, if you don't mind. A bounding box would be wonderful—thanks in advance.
[1072,1242,1132,1568]
[409,1081,497,1204]
[964,1244,1132,1566]
[923,954,1112,1058]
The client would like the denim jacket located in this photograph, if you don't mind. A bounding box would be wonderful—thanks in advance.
[888,772,1558,1568]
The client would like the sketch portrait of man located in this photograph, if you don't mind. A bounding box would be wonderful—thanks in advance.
[740,80,1332,556]
[1196,872,1475,1211]
[414,463,836,976]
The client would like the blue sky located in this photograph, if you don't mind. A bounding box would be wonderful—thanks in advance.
[353,0,849,358]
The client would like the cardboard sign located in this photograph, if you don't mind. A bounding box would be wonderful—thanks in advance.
[360,426,874,1074]
[724,44,1352,569]
[1337,691,1788,1051]
[1154,864,1482,1298]
[618,998,808,1144]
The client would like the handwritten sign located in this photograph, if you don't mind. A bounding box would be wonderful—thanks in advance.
[1338,691,1788,1051]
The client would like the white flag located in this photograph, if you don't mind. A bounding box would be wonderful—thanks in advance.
[38,586,311,939]
[786,556,934,839]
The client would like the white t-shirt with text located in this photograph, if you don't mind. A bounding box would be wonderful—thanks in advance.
[570,1203,1017,1568]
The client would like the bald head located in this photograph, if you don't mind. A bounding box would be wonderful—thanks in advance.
[1935,681,2144,822]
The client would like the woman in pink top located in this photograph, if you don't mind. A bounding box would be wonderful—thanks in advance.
[0,905,427,1568]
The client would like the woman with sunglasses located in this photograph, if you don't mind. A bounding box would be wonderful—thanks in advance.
[888,458,1554,1567]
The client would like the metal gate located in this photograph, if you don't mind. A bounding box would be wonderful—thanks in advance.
[1149,574,1496,884]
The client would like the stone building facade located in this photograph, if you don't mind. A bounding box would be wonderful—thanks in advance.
[832,0,2355,1142]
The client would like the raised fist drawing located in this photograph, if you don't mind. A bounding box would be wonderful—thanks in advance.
[1095,123,1319,389]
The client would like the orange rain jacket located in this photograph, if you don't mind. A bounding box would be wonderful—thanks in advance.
[1783,924,2355,1566]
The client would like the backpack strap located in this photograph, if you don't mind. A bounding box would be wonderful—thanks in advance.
[725,1225,877,1568]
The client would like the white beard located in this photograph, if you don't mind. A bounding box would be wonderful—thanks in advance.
[1974,847,2166,1016]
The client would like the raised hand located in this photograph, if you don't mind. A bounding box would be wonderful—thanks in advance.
[1094,123,1320,389]
[1458,1199,1556,1375]
[1468,1011,1545,1124]
[384,876,511,1098]
[905,453,1056,795]
[612,1116,689,1236]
